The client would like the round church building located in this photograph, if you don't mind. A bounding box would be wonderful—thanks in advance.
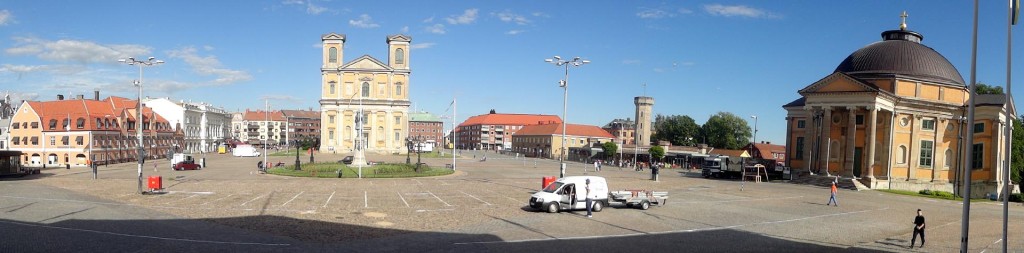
[782,14,1016,198]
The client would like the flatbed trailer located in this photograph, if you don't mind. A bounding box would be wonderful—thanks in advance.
[609,190,668,210]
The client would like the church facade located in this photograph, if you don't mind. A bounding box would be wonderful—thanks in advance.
[783,19,1016,198]
[319,33,411,154]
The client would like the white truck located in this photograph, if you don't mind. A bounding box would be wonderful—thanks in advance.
[232,145,261,157]
[530,176,609,213]
[701,155,744,178]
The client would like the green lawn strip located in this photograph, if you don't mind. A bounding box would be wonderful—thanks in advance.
[267,149,310,156]
[395,151,458,159]
[267,162,452,178]
[877,189,990,202]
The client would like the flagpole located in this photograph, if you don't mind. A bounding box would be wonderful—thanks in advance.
[452,97,457,171]
[1001,1,1017,251]
[961,1,980,251]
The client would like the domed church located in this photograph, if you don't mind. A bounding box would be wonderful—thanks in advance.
[782,13,1016,198]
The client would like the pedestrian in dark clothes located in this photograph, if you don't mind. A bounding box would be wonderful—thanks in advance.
[910,209,926,249]
[585,179,593,218]
[826,182,838,206]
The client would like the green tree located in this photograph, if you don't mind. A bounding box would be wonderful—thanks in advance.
[702,112,752,150]
[1013,115,1024,194]
[975,83,1004,94]
[652,114,702,146]
[602,141,618,159]
[649,146,665,162]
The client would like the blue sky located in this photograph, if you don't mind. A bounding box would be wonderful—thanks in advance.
[1,1,1022,145]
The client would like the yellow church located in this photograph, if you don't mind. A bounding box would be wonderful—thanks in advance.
[783,17,1016,198]
[318,33,411,154]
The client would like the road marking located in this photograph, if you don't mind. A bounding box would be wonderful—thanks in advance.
[364,191,368,208]
[455,207,890,245]
[427,191,452,207]
[281,191,304,207]
[980,239,1003,253]
[460,191,492,205]
[397,192,410,207]
[414,179,423,185]
[0,219,291,246]
[322,191,335,208]
[199,194,233,205]
[415,209,455,212]
[167,191,214,195]
[240,194,265,206]
[669,195,804,205]
[164,194,199,205]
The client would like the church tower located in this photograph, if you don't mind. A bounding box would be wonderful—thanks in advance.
[634,96,654,146]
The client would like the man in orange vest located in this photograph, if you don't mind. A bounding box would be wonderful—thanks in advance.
[827,181,838,206]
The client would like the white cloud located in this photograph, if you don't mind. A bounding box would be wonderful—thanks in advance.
[704,4,776,18]
[281,0,304,5]
[0,64,48,73]
[410,43,436,49]
[637,8,670,19]
[281,0,329,15]
[422,16,434,23]
[678,8,694,14]
[532,12,550,18]
[349,14,380,28]
[261,94,303,103]
[400,26,409,33]
[0,10,13,26]
[425,24,446,34]
[495,10,529,25]
[505,30,525,35]
[621,59,641,65]
[5,37,152,64]
[5,92,38,102]
[446,9,478,25]
[167,46,252,84]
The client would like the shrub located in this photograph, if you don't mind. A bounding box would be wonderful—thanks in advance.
[919,189,932,195]
[934,191,954,198]
[1011,193,1023,202]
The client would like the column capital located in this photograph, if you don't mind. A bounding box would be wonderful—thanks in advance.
[845,106,859,110]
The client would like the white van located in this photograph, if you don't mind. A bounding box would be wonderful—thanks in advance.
[232,145,261,157]
[529,176,609,213]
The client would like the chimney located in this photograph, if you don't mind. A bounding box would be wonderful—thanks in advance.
[57,94,64,100]
[489,109,496,114]
[94,89,100,101]
[76,94,84,100]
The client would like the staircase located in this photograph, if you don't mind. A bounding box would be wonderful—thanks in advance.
[788,173,866,191]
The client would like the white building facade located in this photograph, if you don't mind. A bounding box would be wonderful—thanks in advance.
[144,98,231,153]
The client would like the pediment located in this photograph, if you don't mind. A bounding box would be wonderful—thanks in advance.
[340,55,392,71]
[798,72,879,95]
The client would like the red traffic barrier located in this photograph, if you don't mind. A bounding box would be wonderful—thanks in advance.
[147,176,162,191]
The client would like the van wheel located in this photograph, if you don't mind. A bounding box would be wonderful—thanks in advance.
[592,201,603,212]
[546,202,559,213]
[640,201,650,210]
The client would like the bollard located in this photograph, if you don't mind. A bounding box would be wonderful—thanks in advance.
[92,163,98,179]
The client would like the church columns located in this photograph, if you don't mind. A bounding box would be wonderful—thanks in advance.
[932,118,945,182]
[820,106,833,175]
[844,106,857,178]
[908,115,920,180]
[802,109,815,172]
[866,106,877,179]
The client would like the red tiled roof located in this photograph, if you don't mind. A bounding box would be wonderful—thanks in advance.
[281,110,320,119]
[25,96,174,132]
[749,143,786,160]
[243,110,287,121]
[458,113,561,127]
[514,123,615,138]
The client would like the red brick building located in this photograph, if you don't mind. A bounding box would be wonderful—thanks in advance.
[455,112,561,150]
[281,110,320,145]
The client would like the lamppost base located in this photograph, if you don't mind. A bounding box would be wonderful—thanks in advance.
[559,163,566,178]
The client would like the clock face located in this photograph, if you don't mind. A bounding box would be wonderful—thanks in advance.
[946,122,954,132]
[899,116,910,127]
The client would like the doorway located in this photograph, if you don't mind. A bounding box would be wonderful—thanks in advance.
[853,147,863,178]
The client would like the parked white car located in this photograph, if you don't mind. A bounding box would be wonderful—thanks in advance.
[529,176,609,213]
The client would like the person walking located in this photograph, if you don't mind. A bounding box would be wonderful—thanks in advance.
[910,209,926,249]
[585,178,593,218]
[827,181,838,206]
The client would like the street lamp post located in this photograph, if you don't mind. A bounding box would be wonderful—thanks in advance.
[750,115,758,156]
[119,57,163,194]
[544,56,589,178]
[294,139,301,171]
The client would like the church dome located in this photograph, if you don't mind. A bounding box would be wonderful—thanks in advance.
[834,29,965,86]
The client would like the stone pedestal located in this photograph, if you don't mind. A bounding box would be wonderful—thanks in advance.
[351,149,367,166]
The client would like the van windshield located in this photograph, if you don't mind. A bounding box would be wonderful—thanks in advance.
[542,182,563,193]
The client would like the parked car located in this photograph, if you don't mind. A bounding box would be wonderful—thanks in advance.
[173,161,201,171]
[339,156,354,164]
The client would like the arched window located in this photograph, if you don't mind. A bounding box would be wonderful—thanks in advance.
[62,119,69,129]
[76,118,85,129]
[96,118,102,129]
[105,119,110,128]
[897,145,907,164]
[49,119,57,130]
[378,126,384,141]
[944,149,953,168]
[329,82,336,94]
[328,47,338,63]
[361,82,370,98]
[395,48,405,64]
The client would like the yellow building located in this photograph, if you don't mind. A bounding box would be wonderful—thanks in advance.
[319,33,411,154]
[783,18,1015,198]
[511,123,615,160]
